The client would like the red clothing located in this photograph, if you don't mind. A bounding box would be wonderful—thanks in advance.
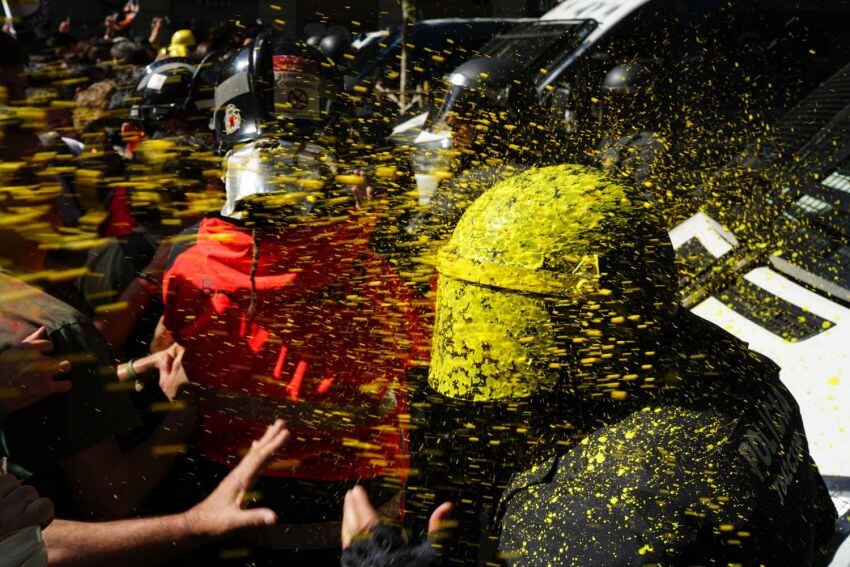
[163,214,423,481]
[103,187,139,237]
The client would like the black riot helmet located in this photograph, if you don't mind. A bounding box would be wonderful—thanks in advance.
[427,57,540,160]
[213,31,344,149]
[318,34,351,66]
[428,57,524,130]
[128,57,199,135]
[596,61,662,132]
[601,62,646,94]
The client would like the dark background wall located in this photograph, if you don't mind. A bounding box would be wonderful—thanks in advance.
[46,0,558,42]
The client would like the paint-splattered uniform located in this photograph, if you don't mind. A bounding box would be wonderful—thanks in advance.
[495,311,836,566]
[348,312,837,566]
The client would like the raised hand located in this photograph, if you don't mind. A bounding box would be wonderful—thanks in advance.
[341,486,380,548]
[152,343,188,401]
[341,485,453,548]
[183,420,289,538]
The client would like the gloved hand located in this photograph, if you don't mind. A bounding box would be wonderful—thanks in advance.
[341,486,453,567]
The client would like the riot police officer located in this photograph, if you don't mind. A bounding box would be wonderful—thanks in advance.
[342,164,838,566]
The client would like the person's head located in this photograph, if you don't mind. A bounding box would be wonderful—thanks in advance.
[318,34,350,67]
[170,29,196,50]
[206,21,241,53]
[45,31,78,59]
[429,164,678,406]
[213,31,348,220]
[85,41,112,64]
[0,168,65,269]
[213,33,343,148]
[109,39,150,65]
[428,57,542,168]
[127,57,199,137]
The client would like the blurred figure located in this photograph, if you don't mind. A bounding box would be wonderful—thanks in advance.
[1,32,199,522]
[399,57,541,280]
[103,1,139,42]
[75,53,219,358]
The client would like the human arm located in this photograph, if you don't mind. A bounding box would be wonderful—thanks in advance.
[148,17,165,50]
[45,420,289,566]
[59,400,195,519]
[92,240,171,352]
[61,344,194,519]
[116,342,187,401]
[149,315,175,353]
[116,0,139,31]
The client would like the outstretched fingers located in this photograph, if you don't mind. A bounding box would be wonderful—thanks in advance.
[234,420,289,492]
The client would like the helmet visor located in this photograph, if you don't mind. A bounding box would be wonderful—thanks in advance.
[221,139,328,217]
[429,276,563,402]
[427,82,510,134]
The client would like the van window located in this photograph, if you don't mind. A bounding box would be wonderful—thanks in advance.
[481,20,596,70]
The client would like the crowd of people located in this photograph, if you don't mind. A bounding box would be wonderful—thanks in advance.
[0,6,844,566]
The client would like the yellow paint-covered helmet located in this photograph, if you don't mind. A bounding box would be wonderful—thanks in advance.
[429,164,678,402]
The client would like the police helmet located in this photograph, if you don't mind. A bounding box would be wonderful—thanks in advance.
[318,34,351,65]
[212,31,343,149]
[601,62,646,95]
[129,57,197,133]
[430,164,677,401]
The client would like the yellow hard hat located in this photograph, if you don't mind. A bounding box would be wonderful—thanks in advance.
[170,29,196,48]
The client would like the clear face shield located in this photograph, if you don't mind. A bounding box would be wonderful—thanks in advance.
[221,138,331,219]
[428,77,512,153]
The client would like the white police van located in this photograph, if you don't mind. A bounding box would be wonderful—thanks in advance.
[402,0,850,199]
[669,62,850,564]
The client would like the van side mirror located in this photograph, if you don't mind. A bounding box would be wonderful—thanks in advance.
[548,86,576,132]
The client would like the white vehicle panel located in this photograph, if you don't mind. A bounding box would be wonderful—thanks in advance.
[413,129,450,145]
[669,212,739,258]
[391,111,428,137]
[542,0,651,23]
[691,267,850,477]
[415,173,440,205]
